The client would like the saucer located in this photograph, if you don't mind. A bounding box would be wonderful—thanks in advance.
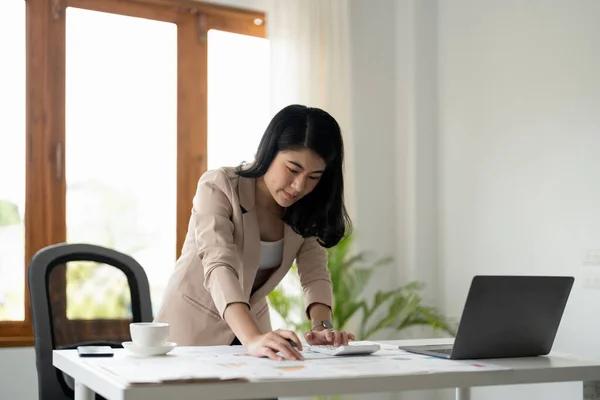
[122,341,177,357]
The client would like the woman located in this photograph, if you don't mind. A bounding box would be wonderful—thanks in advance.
[156,104,355,361]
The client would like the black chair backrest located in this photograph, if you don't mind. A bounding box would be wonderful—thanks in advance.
[29,243,153,400]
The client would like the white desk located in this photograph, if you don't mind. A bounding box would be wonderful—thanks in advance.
[53,339,600,400]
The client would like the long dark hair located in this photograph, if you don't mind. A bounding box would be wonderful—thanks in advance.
[236,104,351,248]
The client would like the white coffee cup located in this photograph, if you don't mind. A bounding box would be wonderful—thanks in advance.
[130,322,169,347]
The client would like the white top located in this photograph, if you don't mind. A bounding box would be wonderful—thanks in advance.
[258,239,284,269]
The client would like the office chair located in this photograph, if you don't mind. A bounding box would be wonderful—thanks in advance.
[28,243,153,400]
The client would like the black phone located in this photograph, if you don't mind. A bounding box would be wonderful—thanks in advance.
[77,346,114,358]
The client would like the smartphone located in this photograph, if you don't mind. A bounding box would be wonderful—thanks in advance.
[77,345,114,358]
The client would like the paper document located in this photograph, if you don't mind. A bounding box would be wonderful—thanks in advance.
[90,342,510,386]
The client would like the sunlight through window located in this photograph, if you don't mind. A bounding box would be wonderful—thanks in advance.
[207,30,271,170]
[0,0,25,322]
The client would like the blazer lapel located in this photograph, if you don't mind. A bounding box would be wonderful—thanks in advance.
[238,176,260,297]
[250,224,302,305]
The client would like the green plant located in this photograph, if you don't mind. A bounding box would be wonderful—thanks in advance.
[0,199,21,226]
[268,233,456,339]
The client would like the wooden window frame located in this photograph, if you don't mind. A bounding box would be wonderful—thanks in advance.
[0,0,265,348]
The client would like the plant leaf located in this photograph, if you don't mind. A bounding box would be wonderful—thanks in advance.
[267,232,456,341]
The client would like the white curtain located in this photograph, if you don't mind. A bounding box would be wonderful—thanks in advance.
[266,0,355,218]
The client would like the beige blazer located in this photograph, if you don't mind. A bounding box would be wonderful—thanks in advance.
[155,167,333,346]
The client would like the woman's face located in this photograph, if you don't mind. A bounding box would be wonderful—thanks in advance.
[262,148,326,207]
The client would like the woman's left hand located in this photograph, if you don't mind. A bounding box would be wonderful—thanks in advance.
[304,328,356,347]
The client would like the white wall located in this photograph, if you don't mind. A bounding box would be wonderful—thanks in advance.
[0,347,38,399]
[361,1,600,400]
[436,0,600,399]
[393,0,441,304]
[349,0,399,295]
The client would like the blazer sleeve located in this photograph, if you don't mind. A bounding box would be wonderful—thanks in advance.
[295,237,333,318]
[192,170,248,318]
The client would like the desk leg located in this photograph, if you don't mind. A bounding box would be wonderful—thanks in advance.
[584,381,600,400]
[456,387,471,400]
[75,380,95,400]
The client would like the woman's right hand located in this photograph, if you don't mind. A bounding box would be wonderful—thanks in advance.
[246,329,304,361]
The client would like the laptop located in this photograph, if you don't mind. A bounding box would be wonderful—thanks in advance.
[399,275,574,360]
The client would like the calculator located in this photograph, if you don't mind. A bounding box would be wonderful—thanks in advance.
[309,342,381,356]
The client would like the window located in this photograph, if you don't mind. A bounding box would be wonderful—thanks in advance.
[0,0,266,347]
[0,0,26,324]
[207,29,270,170]
[65,8,177,318]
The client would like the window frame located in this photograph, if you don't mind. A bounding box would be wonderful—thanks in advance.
[0,0,266,348]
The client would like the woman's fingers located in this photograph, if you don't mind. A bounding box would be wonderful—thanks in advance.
[272,341,303,361]
[320,330,354,346]
[305,329,332,345]
[275,330,303,351]
[332,330,341,346]
[262,347,281,361]
[340,330,349,346]
[269,331,304,360]
[305,331,316,344]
